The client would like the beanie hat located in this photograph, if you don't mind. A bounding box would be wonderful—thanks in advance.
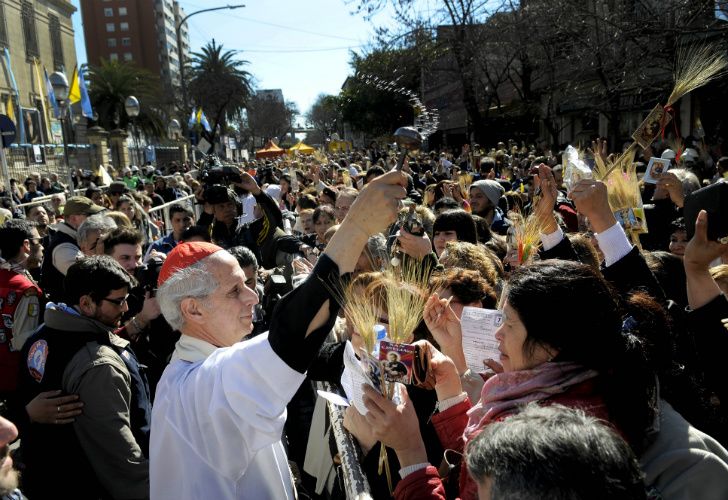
[158,242,222,287]
[470,180,505,207]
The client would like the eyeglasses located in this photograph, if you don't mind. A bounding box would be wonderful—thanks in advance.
[101,294,129,307]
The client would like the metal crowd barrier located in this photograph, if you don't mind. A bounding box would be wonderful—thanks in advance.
[316,381,373,499]
[147,194,200,235]
[16,185,109,212]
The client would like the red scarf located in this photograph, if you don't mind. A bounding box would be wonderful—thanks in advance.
[464,361,599,442]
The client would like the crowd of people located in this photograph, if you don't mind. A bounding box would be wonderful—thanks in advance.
[0,133,727,499]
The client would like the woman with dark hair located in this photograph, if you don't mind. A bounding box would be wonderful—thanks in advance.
[432,209,478,257]
[360,259,657,500]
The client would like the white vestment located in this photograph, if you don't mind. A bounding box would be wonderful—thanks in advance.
[150,333,305,499]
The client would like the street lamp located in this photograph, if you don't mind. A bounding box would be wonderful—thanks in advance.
[124,95,140,167]
[176,4,245,125]
[168,119,181,140]
[49,71,75,193]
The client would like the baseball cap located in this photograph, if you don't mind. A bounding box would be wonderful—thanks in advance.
[63,196,105,216]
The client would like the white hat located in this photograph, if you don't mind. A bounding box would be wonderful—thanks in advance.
[121,166,132,174]
[681,148,699,162]
[660,149,676,160]
[130,165,139,172]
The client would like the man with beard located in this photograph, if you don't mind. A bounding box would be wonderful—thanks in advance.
[16,256,150,499]
[469,179,511,235]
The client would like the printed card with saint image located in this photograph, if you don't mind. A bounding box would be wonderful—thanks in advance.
[378,341,415,384]
[643,157,670,184]
[632,104,671,149]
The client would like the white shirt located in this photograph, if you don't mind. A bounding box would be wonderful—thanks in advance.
[150,332,306,499]
[238,193,257,225]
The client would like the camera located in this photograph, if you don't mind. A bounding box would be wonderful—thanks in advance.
[199,155,242,185]
[136,256,165,296]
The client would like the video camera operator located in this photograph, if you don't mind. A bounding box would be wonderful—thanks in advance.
[102,227,179,395]
[195,164,305,270]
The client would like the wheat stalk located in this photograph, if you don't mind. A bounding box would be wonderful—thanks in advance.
[508,210,543,265]
[667,44,728,106]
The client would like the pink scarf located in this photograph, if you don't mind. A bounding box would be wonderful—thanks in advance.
[464,362,599,441]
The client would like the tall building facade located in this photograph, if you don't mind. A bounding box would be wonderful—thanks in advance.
[0,0,77,143]
[80,0,189,90]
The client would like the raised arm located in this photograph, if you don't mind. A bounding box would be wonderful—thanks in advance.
[267,170,408,373]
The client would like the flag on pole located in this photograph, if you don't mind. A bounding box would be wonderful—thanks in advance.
[33,59,52,143]
[196,108,212,133]
[2,47,26,144]
[44,67,60,119]
[68,65,93,118]
[6,95,14,123]
[68,65,81,104]
[189,107,212,133]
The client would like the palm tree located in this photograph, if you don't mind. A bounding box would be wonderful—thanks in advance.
[188,39,254,143]
[87,59,165,137]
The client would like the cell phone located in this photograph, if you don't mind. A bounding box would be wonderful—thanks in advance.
[684,182,728,241]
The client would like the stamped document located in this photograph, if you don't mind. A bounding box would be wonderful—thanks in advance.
[460,307,503,373]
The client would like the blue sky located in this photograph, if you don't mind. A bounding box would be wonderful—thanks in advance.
[71,0,399,117]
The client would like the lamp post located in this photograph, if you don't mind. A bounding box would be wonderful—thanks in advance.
[124,95,140,167]
[175,4,245,125]
[49,71,74,194]
[168,119,181,140]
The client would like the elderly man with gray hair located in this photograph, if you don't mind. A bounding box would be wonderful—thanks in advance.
[150,171,407,499]
[77,214,117,256]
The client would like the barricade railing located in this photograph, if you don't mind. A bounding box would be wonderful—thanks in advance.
[315,381,373,499]
[16,185,109,213]
[147,194,199,235]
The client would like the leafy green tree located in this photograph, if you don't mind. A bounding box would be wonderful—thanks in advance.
[188,39,254,144]
[339,41,427,139]
[86,59,165,137]
[245,95,298,146]
[306,94,342,139]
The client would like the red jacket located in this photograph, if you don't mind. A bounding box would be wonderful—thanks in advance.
[394,379,612,500]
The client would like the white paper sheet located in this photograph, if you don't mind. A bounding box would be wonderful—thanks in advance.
[341,341,378,415]
[316,389,350,407]
[460,307,503,373]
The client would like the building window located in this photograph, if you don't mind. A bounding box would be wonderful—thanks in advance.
[119,7,127,16]
[121,37,131,46]
[123,52,132,61]
[104,7,113,17]
[120,22,129,31]
[106,23,115,32]
[21,1,40,58]
[0,3,8,47]
[108,38,117,48]
[109,53,118,61]
[48,14,65,71]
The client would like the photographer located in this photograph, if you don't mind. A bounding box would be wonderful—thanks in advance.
[197,169,302,269]
[103,228,178,395]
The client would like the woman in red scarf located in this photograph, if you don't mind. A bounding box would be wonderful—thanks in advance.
[361,259,657,500]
